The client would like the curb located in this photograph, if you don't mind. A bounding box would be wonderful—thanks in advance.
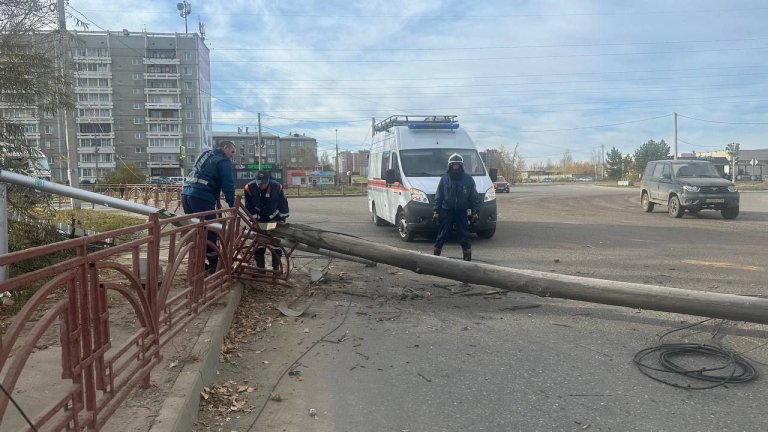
[149,283,243,432]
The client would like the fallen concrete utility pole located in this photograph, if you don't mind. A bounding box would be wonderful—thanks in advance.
[0,169,174,218]
[280,239,377,267]
[273,223,768,325]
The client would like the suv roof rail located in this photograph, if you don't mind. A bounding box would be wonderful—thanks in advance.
[372,115,458,135]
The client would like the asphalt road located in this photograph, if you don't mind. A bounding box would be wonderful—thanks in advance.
[210,185,768,432]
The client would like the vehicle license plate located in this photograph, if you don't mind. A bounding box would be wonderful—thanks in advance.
[706,198,725,203]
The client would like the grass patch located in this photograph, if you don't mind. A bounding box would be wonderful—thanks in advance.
[51,209,147,232]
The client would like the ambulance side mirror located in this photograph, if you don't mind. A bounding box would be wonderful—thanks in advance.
[385,168,398,185]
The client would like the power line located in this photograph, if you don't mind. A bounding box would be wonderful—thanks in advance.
[472,114,672,134]
[210,46,768,63]
[677,114,768,125]
[213,37,768,52]
[209,65,765,82]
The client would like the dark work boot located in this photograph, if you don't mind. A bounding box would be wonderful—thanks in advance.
[433,247,442,256]
[255,254,266,274]
[462,250,471,262]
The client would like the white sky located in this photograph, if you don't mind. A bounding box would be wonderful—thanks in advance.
[66,0,768,166]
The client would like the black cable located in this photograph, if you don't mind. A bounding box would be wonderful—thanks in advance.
[633,320,759,390]
[247,298,353,431]
[0,382,38,432]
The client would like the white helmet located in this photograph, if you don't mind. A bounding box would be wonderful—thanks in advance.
[447,153,464,168]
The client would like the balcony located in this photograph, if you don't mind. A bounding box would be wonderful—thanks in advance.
[78,162,116,169]
[144,73,180,80]
[145,88,181,95]
[147,161,181,168]
[74,71,112,79]
[72,56,112,63]
[144,57,180,65]
[77,146,115,154]
[74,87,112,94]
[145,117,181,124]
[146,146,182,154]
[75,117,113,124]
[145,102,181,110]
[146,131,183,139]
[76,102,114,109]
[76,132,115,139]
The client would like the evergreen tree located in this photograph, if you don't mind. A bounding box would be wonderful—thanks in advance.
[605,147,624,179]
[632,139,670,176]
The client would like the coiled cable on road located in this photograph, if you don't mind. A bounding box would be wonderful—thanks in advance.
[633,319,759,390]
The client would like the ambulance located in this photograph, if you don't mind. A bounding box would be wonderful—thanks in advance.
[367,115,497,241]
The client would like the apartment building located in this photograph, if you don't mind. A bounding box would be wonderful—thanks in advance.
[14,30,212,183]
[277,133,318,170]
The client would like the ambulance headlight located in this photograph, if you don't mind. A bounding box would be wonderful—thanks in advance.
[410,188,430,203]
[484,187,496,202]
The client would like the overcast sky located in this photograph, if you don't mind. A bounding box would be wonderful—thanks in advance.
[65,0,768,166]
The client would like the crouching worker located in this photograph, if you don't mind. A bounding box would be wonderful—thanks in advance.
[244,170,290,272]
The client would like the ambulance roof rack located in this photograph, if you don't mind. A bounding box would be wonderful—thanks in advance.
[372,115,459,135]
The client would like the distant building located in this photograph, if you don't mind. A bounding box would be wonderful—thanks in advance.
[0,30,213,182]
[213,131,280,187]
[278,133,318,170]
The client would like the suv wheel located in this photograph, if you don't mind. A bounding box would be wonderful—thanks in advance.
[668,196,684,218]
[641,192,654,212]
[721,207,739,220]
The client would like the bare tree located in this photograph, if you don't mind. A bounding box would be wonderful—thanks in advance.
[0,0,78,244]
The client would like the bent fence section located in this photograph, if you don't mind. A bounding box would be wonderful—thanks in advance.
[0,209,239,431]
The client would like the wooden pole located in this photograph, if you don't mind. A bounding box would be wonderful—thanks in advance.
[273,223,768,325]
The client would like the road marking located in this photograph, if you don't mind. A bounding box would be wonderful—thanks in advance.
[682,259,765,272]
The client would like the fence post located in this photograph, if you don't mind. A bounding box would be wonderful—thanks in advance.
[0,185,6,282]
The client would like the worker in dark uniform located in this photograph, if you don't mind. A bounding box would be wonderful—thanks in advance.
[181,140,236,273]
[432,153,480,261]
[244,170,290,271]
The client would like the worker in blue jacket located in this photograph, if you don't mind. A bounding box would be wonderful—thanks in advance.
[244,170,290,271]
[181,140,236,273]
[432,153,480,261]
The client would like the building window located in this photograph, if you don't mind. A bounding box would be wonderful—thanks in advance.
[185,125,195,133]
[185,111,193,119]
[185,96,193,105]
[45,125,53,134]
[132,58,140,65]
[135,147,144,153]
[183,66,192,75]
[183,52,193,61]
[132,88,141,95]
[133,103,143,109]
[186,140,194,148]
[133,73,141,80]
[133,117,144,124]
[134,132,144,139]
[184,81,193,90]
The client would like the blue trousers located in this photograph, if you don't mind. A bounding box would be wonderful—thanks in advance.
[182,194,219,266]
[434,209,471,251]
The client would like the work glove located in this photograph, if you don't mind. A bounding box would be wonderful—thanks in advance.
[432,211,439,222]
[471,211,479,223]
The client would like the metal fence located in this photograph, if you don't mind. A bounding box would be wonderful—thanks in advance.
[0,206,245,430]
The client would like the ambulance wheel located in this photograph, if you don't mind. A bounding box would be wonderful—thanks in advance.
[396,210,415,242]
[371,202,386,226]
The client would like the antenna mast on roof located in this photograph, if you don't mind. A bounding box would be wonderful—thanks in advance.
[176,1,191,33]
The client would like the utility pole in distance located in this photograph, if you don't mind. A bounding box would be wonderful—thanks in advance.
[57,0,80,208]
[335,129,339,187]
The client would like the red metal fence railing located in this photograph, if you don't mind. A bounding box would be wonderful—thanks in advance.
[0,205,247,431]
